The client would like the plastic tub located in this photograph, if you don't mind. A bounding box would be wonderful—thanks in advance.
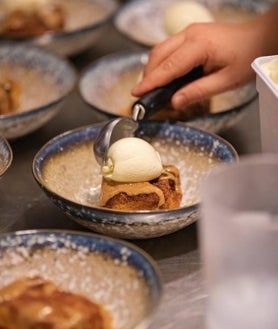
[252,55,278,153]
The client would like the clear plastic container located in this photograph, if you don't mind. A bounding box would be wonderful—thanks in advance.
[200,154,278,329]
[252,55,278,153]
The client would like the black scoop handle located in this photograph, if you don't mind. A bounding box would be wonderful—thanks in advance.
[132,66,203,119]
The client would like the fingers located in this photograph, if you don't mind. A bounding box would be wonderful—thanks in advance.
[132,40,208,97]
[171,67,241,109]
[131,20,257,109]
[132,33,186,96]
[143,31,186,75]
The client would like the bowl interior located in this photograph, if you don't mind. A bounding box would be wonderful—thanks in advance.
[114,0,272,46]
[0,230,161,329]
[0,0,118,37]
[0,136,12,176]
[33,121,237,213]
[0,44,76,117]
[79,51,257,121]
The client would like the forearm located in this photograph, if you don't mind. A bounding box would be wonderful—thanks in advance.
[250,4,278,56]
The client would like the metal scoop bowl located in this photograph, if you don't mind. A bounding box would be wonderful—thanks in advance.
[93,117,138,165]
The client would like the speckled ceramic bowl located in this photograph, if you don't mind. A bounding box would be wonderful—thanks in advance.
[79,51,257,134]
[114,0,273,47]
[0,229,162,329]
[0,44,76,139]
[0,0,118,57]
[32,121,238,239]
[0,135,12,176]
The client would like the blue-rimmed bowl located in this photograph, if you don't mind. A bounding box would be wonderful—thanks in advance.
[0,44,76,139]
[32,121,238,239]
[79,51,257,134]
[114,0,273,47]
[0,135,12,176]
[0,0,119,57]
[0,229,162,329]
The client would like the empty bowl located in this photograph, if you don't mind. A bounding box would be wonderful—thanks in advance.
[32,121,238,239]
[79,51,257,133]
[0,0,119,57]
[0,43,76,139]
[0,229,162,329]
[0,135,12,176]
[114,0,271,47]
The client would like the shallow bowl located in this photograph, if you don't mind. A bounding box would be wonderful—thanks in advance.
[0,43,76,139]
[0,229,162,329]
[33,121,238,239]
[0,0,119,57]
[79,51,257,134]
[114,0,272,47]
[0,135,12,176]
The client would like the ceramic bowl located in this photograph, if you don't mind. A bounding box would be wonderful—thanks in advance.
[0,0,119,57]
[0,229,162,329]
[79,51,257,134]
[32,121,238,239]
[0,43,76,139]
[114,0,272,47]
[0,135,12,176]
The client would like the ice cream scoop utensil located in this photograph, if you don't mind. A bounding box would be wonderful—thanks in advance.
[94,117,138,165]
[132,66,203,120]
[93,66,203,165]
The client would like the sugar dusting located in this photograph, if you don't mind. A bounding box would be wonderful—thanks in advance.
[0,236,152,329]
[43,137,220,208]
[151,137,220,205]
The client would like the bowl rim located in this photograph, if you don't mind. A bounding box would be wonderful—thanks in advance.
[0,43,77,121]
[78,50,258,122]
[32,121,238,219]
[0,228,161,273]
[0,228,163,328]
[114,0,272,48]
[0,0,119,43]
[0,135,13,176]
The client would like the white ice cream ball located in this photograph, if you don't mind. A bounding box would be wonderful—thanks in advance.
[164,1,215,35]
[101,137,163,183]
[261,59,278,85]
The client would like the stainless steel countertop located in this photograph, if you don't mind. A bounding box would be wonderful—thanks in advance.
[0,24,261,329]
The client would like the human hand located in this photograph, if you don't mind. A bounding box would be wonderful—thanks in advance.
[131,19,267,110]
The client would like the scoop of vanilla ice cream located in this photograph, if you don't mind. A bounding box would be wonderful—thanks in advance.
[261,59,278,84]
[2,0,48,12]
[164,1,214,35]
[101,137,163,183]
